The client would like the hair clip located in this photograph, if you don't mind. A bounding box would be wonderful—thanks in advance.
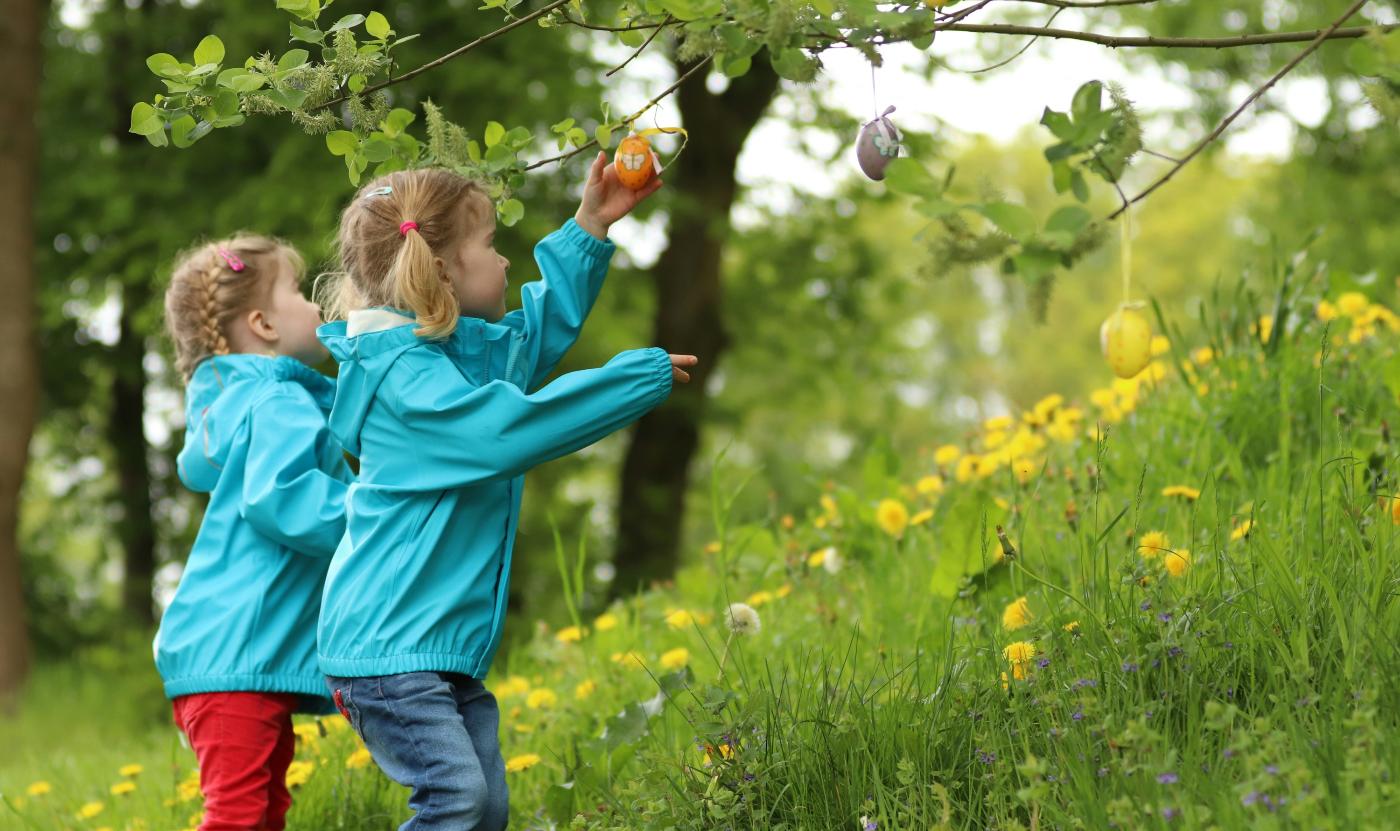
[366,186,393,198]
[399,221,419,237]
[216,247,246,272]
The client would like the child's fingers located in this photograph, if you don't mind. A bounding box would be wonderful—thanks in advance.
[672,367,691,383]
[591,150,607,182]
[668,353,699,367]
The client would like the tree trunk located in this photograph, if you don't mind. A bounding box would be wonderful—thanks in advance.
[0,0,45,702]
[611,54,780,598]
[110,303,156,626]
[108,0,158,627]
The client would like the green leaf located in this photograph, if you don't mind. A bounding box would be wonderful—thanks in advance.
[484,121,505,147]
[914,197,958,220]
[327,14,366,34]
[1070,169,1089,202]
[146,53,181,77]
[484,141,515,171]
[129,102,163,136]
[144,128,168,148]
[566,127,588,147]
[882,158,937,196]
[361,136,393,162]
[211,89,241,118]
[170,115,198,148]
[326,130,358,156]
[365,11,392,39]
[288,23,325,44]
[594,125,613,149]
[602,702,649,751]
[976,202,1037,240]
[771,48,816,82]
[386,33,420,51]
[218,68,266,92]
[551,117,575,133]
[617,28,645,48]
[720,54,752,78]
[1045,205,1091,235]
[263,87,308,110]
[276,0,321,21]
[348,74,366,93]
[467,139,482,164]
[381,108,415,138]
[193,35,225,67]
[278,48,310,71]
[504,125,532,147]
[1071,81,1103,123]
[1039,107,1075,141]
[1347,40,1382,76]
[499,198,525,227]
[810,0,834,14]
[1050,159,1072,194]
[659,0,700,18]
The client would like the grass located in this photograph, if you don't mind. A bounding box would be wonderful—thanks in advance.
[4,282,1399,830]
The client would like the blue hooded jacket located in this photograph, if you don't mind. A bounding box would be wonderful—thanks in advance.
[154,354,353,705]
[316,218,673,680]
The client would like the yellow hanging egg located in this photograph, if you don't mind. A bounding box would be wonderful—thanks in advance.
[613,133,659,191]
[1100,304,1152,379]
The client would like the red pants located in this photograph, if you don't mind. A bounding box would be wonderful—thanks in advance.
[172,692,300,831]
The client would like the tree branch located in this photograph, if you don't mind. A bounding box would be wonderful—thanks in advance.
[857,20,1391,51]
[1108,0,1372,220]
[524,55,713,171]
[1004,0,1162,8]
[315,0,574,111]
[606,15,675,78]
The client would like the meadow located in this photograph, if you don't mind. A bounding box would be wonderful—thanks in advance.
[5,284,1399,830]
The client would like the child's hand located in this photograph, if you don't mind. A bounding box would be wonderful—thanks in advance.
[574,150,663,241]
[670,354,698,384]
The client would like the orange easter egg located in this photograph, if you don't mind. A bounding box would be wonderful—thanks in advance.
[614,133,659,190]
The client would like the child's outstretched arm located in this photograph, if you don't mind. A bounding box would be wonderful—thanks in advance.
[512,151,663,391]
[383,348,693,492]
[241,390,352,556]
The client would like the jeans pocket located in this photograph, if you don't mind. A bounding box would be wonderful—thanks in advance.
[328,678,364,738]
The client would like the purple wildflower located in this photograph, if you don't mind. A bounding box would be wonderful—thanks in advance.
[1072,709,1084,722]
[1157,772,1179,785]
[1140,600,1152,611]
[1161,806,1179,821]
[1074,678,1098,689]
[1122,661,1140,673]
[977,749,996,765]
[1158,612,1172,623]
[1037,657,1051,669]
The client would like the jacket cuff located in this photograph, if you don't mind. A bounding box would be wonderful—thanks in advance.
[558,217,618,261]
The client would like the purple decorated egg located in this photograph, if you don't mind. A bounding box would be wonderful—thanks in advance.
[856,105,902,181]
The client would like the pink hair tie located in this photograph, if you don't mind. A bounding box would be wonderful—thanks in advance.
[399,221,419,237]
[216,247,245,272]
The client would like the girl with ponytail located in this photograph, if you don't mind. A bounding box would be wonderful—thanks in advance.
[316,155,694,830]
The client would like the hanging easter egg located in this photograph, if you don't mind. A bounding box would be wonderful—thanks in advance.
[856,105,903,181]
[1100,303,1153,379]
[614,133,661,191]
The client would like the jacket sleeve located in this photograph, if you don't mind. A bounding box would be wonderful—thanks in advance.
[386,347,673,491]
[240,391,351,557]
[503,218,617,391]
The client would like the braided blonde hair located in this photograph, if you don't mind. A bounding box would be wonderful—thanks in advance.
[164,234,303,380]
[319,168,492,339]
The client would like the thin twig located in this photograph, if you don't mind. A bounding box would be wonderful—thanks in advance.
[606,15,675,78]
[1138,147,1181,163]
[559,13,668,33]
[809,21,1389,51]
[524,55,712,171]
[942,7,1064,73]
[1109,0,1372,220]
[315,0,573,111]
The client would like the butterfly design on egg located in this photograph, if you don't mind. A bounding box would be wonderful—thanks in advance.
[613,133,663,190]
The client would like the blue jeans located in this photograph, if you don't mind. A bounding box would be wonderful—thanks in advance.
[326,672,509,831]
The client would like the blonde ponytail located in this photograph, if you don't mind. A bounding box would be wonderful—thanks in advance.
[328,167,491,339]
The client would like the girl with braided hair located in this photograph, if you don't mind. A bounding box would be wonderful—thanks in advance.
[315,155,694,830]
[154,234,354,831]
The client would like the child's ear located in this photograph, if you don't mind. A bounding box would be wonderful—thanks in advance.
[244,308,280,345]
[433,256,452,288]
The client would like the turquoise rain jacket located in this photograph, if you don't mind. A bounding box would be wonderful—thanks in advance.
[316,218,674,680]
[154,354,353,705]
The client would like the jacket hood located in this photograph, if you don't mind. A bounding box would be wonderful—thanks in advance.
[177,354,336,492]
[317,309,516,457]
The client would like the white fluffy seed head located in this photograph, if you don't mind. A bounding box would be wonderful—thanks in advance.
[726,602,761,636]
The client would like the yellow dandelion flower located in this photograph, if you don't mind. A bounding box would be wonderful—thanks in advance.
[911,508,934,526]
[1149,335,1170,356]
[1161,485,1200,501]
[611,650,646,669]
[345,747,373,770]
[320,714,349,733]
[1137,530,1171,560]
[177,778,201,803]
[513,723,535,734]
[1000,671,1010,691]
[955,454,979,483]
[1316,299,1338,321]
[526,689,558,710]
[285,761,315,788]
[593,612,619,631]
[110,781,136,797]
[916,475,944,496]
[660,647,690,670]
[1012,457,1038,484]
[497,675,531,697]
[876,499,909,538]
[1230,519,1254,541]
[76,802,105,820]
[506,753,541,773]
[1192,346,1214,365]
[575,679,596,700]
[26,781,52,797]
[781,514,795,530]
[703,540,722,555]
[1337,291,1368,317]
[665,609,695,629]
[1002,596,1033,631]
[983,415,1014,433]
[934,445,961,466]
[1003,641,1036,666]
[820,494,839,516]
[293,723,321,743]
[806,549,827,568]
[555,625,585,643]
[1063,620,1080,633]
[1164,549,1192,577]
[982,430,1008,451]
[746,590,774,607]
[118,764,143,778]
[1256,315,1274,344]
[775,583,793,598]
